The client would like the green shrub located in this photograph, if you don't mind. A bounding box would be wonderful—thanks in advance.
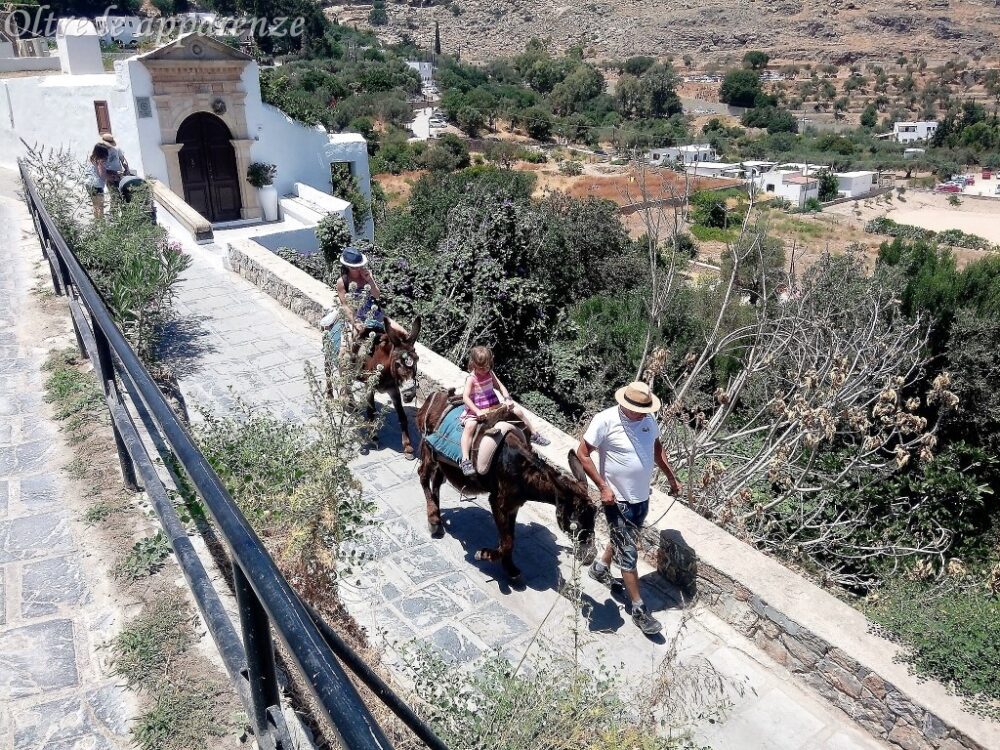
[558,159,584,176]
[690,224,738,243]
[276,247,328,281]
[195,385,377,588]
[368,2,387,25]
[866,217,996,251]
[868,580,1000,719]
[246,161,276,188]
[316,213,352,269]
[331,163,371,233]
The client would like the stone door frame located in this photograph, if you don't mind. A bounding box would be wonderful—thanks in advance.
[140,36,261,221]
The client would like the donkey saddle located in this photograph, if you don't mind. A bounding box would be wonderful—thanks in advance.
[423,390,526,475]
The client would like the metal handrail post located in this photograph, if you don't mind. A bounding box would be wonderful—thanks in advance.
[233,565,282,749]
[17,159,403,750]
[93,326,139,491]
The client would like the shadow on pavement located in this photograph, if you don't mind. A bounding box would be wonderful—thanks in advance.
[365,401,421,458]
[439,503,564,594]
[155,313,218,377]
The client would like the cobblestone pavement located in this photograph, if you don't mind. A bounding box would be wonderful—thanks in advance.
[164,228,889,750]
[0,171,134,749]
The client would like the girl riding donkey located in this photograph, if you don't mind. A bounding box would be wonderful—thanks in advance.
[460,346,550,475]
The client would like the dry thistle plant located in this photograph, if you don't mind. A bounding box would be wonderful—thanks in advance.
[626,166,961,588]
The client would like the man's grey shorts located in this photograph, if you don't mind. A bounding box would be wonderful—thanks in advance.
[603,499,649,572]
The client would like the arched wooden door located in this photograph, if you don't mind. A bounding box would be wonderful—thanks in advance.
[176,112,242,222]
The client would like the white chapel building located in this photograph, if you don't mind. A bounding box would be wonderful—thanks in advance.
[0,22,371,240]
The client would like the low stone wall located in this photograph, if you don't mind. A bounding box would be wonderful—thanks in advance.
[149,179,213,244]
[226,238,333,326]
[227,237,1000,750]
[651,532,985,750]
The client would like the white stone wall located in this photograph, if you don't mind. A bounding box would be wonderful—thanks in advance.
[119,58,164,182]
[241,62,373,239]
[0,73,141,173]
[0,56,60,73]
[56,20,104,76]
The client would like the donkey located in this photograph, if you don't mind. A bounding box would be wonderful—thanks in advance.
[350,316,422,459]
[416,391,597,583]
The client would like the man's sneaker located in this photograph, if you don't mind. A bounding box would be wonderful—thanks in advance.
[588,562,615,587]
[530,432,551,446]
[631,604,663,635]
[460,459,476,476]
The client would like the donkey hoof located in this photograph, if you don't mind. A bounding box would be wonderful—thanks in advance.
[508,573,525,589]
[428,522,444,538]
[403,451,416,461]
[474,549,488,561]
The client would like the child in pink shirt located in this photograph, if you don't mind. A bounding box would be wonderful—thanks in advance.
[460,346,549,475]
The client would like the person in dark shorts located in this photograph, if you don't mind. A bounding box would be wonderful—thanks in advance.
[575,381,682,635]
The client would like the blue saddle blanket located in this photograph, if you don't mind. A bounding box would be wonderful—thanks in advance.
[424,405,465,464]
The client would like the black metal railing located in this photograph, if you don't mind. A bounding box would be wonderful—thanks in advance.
[18,162,449,750]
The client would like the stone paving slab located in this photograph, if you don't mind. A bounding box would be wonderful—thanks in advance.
[0,619,79,699]
[0,170,134,748]
[159,225,891,749]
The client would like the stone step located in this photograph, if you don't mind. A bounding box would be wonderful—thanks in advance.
[278,196,325,226]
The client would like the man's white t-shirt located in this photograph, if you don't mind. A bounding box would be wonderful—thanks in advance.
[583,406,657,504]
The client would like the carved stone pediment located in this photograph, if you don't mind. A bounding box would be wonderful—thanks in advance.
[139,33,251,64]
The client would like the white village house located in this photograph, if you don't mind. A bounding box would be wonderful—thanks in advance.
[0,6,60,73]
[405,60,434,84]
[893,121,938,143]
[94,15,148,46]
[834,170,878,198]
[0,23,372,244]
[648,143,719,166]
[756,170,819,207]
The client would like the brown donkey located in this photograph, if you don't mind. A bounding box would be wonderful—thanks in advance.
[416,391,597,583]
[333,316,422,458]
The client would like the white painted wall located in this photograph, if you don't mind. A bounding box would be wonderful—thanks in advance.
[757,171,818,206]
[649,144,718,166]
[835,171,877,198]
[0,56,60,72]
[0,72,142,174]
[119,58,164,182]
[242,61,373,238]
[56,19,104,75]
[406,61,434,83]
[893,121,937,143]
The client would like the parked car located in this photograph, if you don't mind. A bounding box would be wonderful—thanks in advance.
[936,183,962,193]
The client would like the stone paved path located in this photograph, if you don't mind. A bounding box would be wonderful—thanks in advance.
[0,171,134,750]
[165,224,891,750]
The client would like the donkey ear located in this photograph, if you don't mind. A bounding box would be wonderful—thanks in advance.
[407,315,422,345]
[384,317,404,346]
[567,449,588,484]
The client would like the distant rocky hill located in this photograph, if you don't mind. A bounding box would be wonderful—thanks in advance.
[335,0,1000,64]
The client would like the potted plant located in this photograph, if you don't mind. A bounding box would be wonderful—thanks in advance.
[247,162,278,221]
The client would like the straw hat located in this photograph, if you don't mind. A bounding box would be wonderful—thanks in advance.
[100,133,116,146]
[614,381,661,414]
